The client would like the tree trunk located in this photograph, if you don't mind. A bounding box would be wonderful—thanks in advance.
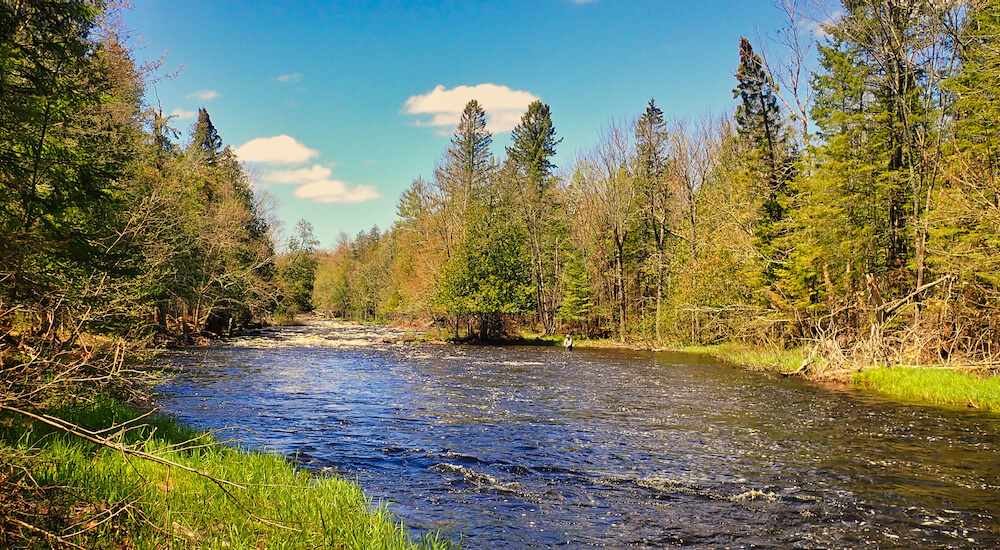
[615,235,626,343]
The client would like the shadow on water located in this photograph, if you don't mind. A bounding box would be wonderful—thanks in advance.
[154,320,1000,549]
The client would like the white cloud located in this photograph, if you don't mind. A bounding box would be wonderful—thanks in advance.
[187,89,219,101]
[570,0,597,4]
[293,180,382,204]
[234,135,319,165]
[239,137,380,204]
[170,108,196,120]
[403,83,540,133]
[277,72,303,83]
[262,164,333,185]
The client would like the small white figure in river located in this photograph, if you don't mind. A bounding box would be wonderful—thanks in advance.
[563,335,573,351]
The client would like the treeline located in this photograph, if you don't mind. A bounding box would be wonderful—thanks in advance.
[0,0,310,360]
[316,0,1000,366]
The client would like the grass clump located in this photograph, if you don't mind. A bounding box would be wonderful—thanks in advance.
[854,367,1000,411]
[674,343,807,374]
[0,400,452,550]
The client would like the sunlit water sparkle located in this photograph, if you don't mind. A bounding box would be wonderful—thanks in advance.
[154,321,1000,549]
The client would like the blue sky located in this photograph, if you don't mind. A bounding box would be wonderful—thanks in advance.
[124,1,816,249]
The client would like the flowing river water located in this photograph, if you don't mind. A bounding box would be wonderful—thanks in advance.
[153,320,1000,549]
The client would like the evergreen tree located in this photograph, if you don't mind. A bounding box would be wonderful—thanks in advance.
[278,219,319,314]
[507,101,560,191]
[635,99,672,341]
[506,101,562,333]
[734,37,789,229]
[442,99,492,207]
[946,0,1000,165]
[435,194,533,340]
[191,107,223,165]
[926,0,1000,349]
[433,100,494,259]
[0,0,143,329]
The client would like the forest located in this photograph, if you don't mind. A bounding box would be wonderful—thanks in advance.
[3,0,1000,547]
[316,0,1000,372]
[0,1,317,354]
[0,3,398,547]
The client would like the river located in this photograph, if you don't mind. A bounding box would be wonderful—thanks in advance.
[154,320,1000,549]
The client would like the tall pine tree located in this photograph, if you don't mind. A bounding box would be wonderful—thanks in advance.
[506,101,561,333]
[733,37,793,284]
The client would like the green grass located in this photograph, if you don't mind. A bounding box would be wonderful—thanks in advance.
[1,400,452,549]
[854,367,1000,411]
[672,342,807,374]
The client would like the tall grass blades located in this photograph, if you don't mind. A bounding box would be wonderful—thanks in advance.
[855,368,1000,411]
[0,401,454,549]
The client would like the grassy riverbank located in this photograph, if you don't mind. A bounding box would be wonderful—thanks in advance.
[673,343,1000,412]
[0,400,450,550]
[508,329,1000,412]
[855,367,1000,411]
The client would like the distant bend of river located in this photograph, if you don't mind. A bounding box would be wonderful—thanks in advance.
[154,320,1000,549]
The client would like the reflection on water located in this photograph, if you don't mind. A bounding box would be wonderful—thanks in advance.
[155,321,1000,549]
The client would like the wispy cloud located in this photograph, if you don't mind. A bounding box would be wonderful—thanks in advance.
[234,135,319,165]
[187,89,219,101]
[570,0,597,4]
[241,141,381,204]
[293,180,382,204]
[263,164,332,185]
[403,83,540,134]
[170,108,196,120]
[277,72,303,83]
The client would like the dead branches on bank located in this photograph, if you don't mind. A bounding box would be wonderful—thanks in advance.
[1,317,302,548]
[0,405,300,534]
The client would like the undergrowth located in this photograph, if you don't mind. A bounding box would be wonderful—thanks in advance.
[0,400,452,549]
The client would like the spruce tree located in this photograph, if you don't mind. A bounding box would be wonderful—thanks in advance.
[733,36,792,276]
[191,108,223,165]
[506,101,561,333]
[928,0,1000,326]
[507,101,560,194]
[445,99,492,201]
[635,99,672,341]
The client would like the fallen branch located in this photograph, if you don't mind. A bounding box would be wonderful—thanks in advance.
[13,519,88,550]
[878,275,952,316]
[1,405,301,533]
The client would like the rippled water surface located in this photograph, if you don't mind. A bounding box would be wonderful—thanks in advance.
[154,321,1000,549]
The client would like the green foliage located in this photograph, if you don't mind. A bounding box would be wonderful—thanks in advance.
[0,401,451,549]
[312,227,395,322]
[506,100,561,191]
[928,0,1000,313]
[434,197,533,339]
[733,37,795,286]
[505,101,563,333]
[439,100,493,205]
[277,219,319,314]
[557,254,593,323]
[190,107,223,165]
[0,2,277,343]
[0,0,141,309]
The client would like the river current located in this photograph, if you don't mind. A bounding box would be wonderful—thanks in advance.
[154,320,1000,549]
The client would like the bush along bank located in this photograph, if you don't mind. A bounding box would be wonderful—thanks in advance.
[0,399,452,549]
